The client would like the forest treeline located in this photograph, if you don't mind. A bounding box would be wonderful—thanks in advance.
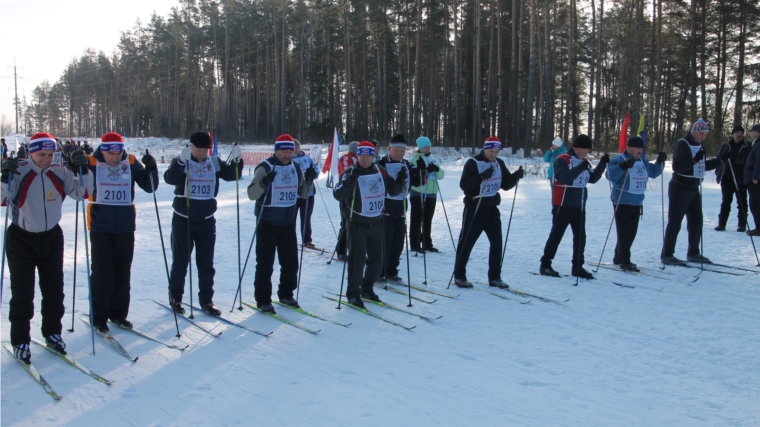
[19,0,760,154]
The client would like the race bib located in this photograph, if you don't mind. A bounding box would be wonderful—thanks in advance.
[384,162,410,200]
[94,159,132,206]
[418,156,440,181]
[265,162,298,207]
[356,172,385,217]
[53,152,63,166]
[628,160,648,195]
[186,158,216,200]
[558,156,590,188]
[474,159,502,197]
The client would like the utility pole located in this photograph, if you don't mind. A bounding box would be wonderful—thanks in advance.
[2,58,26,133]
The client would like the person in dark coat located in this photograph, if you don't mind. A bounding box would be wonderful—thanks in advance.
[744,124,760,236]
[714,125,752,232]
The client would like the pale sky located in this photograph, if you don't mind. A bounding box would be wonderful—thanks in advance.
[0,0,179,132]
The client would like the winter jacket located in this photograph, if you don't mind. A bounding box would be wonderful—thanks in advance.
[606,152,663,206]
[247,155,310,227]
[377,154,421,217]
[409,151,445,198]
[333,163,403,224]
[670,133,721,189]
[552,149,607,208]
[164,154,242,220]
[715,138,751,185]
[543,144,567,179]
[744,137,760,186]
[1,158,93,233]
[460,151,519,210]
[338,152,357,176]
[86,147,158,233]
[291,151,318,197]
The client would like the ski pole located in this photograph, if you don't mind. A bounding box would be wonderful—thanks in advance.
[448,177,486,289]
[402,185,412,307]
[296,179,313,302]
[185,160,195,319]
[336,184,357,310]
[499,180,519,268]
[67,200,78,332]
[419,172,428,285]
[437,186,458,251]
[231,183,270,312]
[592,169,629,273]
[79,165,95,355]
[233,144,242,310]
[315,183,338,238]
[575,186,586,287]
[727,159,760,266]
[660,165,666,270]
[0,168,13,307]
[146,150,180,337]
[699,183,705,273]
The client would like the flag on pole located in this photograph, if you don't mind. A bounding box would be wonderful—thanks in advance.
[618,112,631,153]
[637,114,647,157]
[322,128,341,187]
[209,131,218,156]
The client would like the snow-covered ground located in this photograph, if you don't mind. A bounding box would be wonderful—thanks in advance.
[2,139,758,426]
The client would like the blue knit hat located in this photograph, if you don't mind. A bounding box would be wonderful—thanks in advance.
[416,136,431,149]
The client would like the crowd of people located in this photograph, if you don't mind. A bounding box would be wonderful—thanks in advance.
[2,118,759,364]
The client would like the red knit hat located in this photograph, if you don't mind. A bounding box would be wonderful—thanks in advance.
[29,132,57,154]
[356,141,376,157]
[483,136,501,150]
[100,132,125,152]
[275,134,295,151]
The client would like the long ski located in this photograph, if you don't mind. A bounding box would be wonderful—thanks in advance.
[504,287,568,304]
[182,303,273,337]
[81,317,138,362]
[666,263,744,276]
[471,286,531,304]
[241,302,321,334]
[684,260,759,274]
[377,283,437,304]
[273,301,352,327]
[591,263,682,286]
[30,338,114,384]
[152,300,222,338]
[109,321,190,350]
[322,296,416,330]
[327,292,442,320]
[408,284,458,298]
[297,243,329,255]
[2,341,62,400]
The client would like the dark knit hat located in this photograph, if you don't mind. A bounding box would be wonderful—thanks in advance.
[732,125,745,134]
[368,138,379,147]
[751,124,760,133]
[190,131,211,149]
[572,134,593,149]
[390,134,407,148]
[626,136,645,148]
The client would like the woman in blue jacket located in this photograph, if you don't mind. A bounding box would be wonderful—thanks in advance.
[606,136,666,271]
[543,137,566,188]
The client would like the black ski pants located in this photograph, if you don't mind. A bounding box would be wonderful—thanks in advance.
[613,204,642,265]
[748,182,760,230]
[336,209,348,257]
[347,219,384,298]
[541,205,586,268]
[7,224,65,346]
[383,215,407,278]
[170,215,216,305]
[90,231,135,326]
[410,195,437,250]
[296,195,315,243]
[718,179,748,228]
[661,181,703,259]
[254,222,298,306]
[454,206,503,281]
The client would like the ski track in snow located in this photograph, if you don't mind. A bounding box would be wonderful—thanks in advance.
[2,139,759,426]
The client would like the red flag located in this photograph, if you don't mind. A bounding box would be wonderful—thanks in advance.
[618,112,631,153]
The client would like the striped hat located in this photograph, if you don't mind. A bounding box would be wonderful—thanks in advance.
[356,141,376,157]
[390,134,407,148]
[29,132,57,154]
[275,134,295,151]
[483,136,501,150]
[691,118,709,133]
[100,132,125,152]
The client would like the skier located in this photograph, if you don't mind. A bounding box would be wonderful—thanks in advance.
[1,132,93,363]
[606,136,666,272]
[377,134,420,284]
[539,134,609,279]
[85,132,159,332]
[335,141,359,260]
[543,137,566,189]
[292,139,319,248]
[744,124,760,236]
[1,137,7,161]
[660,119,723,265]
[333,141,404,307]
[82,141,93,155]
[409,136,445,252]
[714,125,751,232]
[16,142,27,159]
[454,136,523,288]
[164,131,243,315]
[247,134,315,313]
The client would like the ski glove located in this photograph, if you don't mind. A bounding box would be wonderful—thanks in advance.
[142,153,157,171]
[426,163,440,173]
[180,147,192,163]
[230,146,243,162]
[1,157,19,181]
[396,166,408,183]
[349,167,362,181]
[600,153,610,164]
[480,165,495,180]
[693,149,705,163]
[416,156,426,170]
[262,170,277,186]
[579,159,592,171]
[69,150,89,174]
[656,151,667,164]
[305,166,317,180]
[512,166,524,180]
[720,150,731,163]
[620,157,637,170]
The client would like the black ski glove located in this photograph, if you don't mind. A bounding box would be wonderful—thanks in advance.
[480,165,494,180]
[1,157,18,183]
[395,166,408,185]
[142,153,157,171]
[579,159,592,171]
[305,166,317,180]
[656,151,667,164]
[600,152,610,164]
[721,150,731,163]
[261,170,277,188]
[416,156,426,170]
[69,150,89,174]
[620,157,637,170]
[693,149,705,162]
[427,163,440,173]
[513,166,524,180]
